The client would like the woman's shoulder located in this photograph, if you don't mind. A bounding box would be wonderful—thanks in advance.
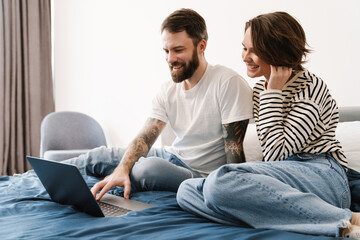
[294,69,333,106]
[291,70,328,93]
[298,70,325,86]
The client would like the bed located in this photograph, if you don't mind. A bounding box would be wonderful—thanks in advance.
[1,107,360,240]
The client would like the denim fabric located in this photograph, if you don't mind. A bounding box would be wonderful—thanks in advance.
[63,146,201,193]
[177,153,352,237]
[347,168,360,212]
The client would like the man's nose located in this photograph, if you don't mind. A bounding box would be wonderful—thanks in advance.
[167,52,177,64]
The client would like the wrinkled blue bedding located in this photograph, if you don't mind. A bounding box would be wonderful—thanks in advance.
[2,171,358,240]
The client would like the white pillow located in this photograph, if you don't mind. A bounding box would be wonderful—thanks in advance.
[243,121,360,172]
[243,124,263,162]
[336,121,360,172]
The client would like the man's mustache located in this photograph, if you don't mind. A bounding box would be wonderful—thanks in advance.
[169,62,185,68]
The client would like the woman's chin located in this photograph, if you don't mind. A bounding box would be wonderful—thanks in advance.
[246,71,259,78]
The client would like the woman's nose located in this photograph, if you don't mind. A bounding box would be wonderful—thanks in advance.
[242,50,249,62]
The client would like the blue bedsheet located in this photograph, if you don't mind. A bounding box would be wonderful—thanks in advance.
[0,174,350,239]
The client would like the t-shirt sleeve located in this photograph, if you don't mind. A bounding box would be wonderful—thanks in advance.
[150,83,168,123]
[219,75,253,124]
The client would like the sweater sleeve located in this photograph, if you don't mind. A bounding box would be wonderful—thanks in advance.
[258,90,320,162]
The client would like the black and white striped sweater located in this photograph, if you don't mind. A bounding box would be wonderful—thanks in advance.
[253,70,347,168]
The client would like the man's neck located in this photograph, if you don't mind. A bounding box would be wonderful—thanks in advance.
[184,60,208,90]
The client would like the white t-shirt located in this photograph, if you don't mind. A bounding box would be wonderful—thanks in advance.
[151,64,253,176]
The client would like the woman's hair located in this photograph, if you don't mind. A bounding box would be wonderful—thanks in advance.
[245,12,310,70]
[161,8,208,46]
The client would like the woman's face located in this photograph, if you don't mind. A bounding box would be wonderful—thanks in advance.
[242,27,271,80]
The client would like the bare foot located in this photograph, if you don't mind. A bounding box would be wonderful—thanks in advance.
[352,212,360,226]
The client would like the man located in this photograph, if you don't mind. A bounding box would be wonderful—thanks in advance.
[65,8,253,200]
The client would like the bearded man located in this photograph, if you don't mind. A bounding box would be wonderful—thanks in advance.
[64,8,253,200]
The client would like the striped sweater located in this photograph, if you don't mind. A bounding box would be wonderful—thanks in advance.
[253,70,347,168]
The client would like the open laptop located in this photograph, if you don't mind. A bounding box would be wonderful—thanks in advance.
[26,156,155,217]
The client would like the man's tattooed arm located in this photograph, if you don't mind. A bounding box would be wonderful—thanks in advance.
[119,118,166,171]
[222,119,249,164]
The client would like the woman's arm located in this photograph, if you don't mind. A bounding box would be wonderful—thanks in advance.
[256,67,322,161]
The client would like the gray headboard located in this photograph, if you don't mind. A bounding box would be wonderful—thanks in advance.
[339,106,360,122]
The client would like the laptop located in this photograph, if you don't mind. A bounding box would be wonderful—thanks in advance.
[26,156,155,217]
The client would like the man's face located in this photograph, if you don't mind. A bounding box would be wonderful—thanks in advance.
[162,30,200,83]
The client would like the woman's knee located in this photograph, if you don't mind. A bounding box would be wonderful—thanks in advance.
[177,169,231,212]
[203,165,251,207]
[202,167,231,207]
[177,178,205,207]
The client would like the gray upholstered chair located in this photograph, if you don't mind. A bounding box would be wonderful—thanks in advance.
[40,111,107,161]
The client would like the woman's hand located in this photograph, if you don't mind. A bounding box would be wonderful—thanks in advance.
[267,65,293,90]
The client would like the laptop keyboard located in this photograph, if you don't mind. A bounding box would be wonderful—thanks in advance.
[98,201,131,217]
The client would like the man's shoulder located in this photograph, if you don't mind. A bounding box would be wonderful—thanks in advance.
[208,64,246,83]
[210,64,240,76]
[159,80,177,90]
[156,80,180,99]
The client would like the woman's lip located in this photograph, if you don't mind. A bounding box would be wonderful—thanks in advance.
[247,64,259,71]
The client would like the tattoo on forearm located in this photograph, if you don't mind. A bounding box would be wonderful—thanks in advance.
[142,118,164,149]
[121,118,166,170]
[223,120,249,163]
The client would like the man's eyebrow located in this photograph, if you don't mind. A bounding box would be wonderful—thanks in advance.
[164,46,186,51]
[173,46,185,50]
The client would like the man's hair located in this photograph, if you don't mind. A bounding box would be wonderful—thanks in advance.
[245,12,310,70]
[161,8,208,46]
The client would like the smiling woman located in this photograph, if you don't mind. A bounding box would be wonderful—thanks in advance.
[177,11,360,238]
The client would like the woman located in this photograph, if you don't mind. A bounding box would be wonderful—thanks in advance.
[176,12,360,238]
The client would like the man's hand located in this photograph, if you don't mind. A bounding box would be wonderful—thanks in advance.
[90,118,166,201]
[91,165,131,200]
[267,65,292,90]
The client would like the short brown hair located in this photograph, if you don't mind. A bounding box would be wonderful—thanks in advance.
[161,8,208,46]
[245,12,310,70]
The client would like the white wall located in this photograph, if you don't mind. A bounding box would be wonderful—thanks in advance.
[53,0,360,147]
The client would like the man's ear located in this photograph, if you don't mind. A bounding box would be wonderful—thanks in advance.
[198,39,207,54]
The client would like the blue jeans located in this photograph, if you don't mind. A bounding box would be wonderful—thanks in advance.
[63,146,202,193]
[176,153,352,237]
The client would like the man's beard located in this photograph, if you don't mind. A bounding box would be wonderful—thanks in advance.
[169,48,199,83]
